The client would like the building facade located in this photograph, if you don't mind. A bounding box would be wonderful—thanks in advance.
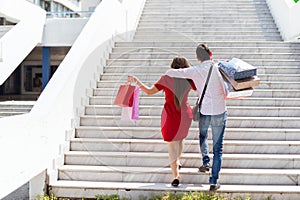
[0,0,100,100]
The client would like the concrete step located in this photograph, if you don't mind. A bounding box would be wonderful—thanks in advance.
[49,180,300,200]
[137,24,278,30]
[101,73,300,82]
[147,0,266,1]
[146,0,267,3]
[134,31,280,37]
[0,111,29,117]
[94,87,300,98]
[112,46,300,54]
[139,16,274,22]
[106,59,299,66]
[95,81,300,90]
[114,41,300,48]
[142,9,271,13]
[0,25,14,38]
[79,115,300,128]
[145,2,268,5]
[89,96,300,107]
[57,165,300,186]
[133,35,282,41]
[75,126,300,141]
[70,138,300,154]
[109,52,299,60]
[144,2,268,5]
[0,101,35,108]
[137,22,278,29]
[139,18,275,24]
[0,101,34,117]
[103,65,300,74]
[64,151,300,169]
[0,107,32,112]
[85,105,300,117]
[136,25,276,30]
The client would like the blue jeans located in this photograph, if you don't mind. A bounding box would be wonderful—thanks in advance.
[199,112,227,184]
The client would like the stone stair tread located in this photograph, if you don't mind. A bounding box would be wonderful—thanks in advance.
[75,126,300,133]
[74,126,300,141]
[85,105,300,109]
[0,111,27,114]
[65,151,300,160]
[95,88,300,92]
[71,137,300,145]
[96,81,300,85]
[135,29,278,32]
[112,48,300,53]
[0,101,35,104]
[50,180,300,194]
[104,65,299,68]
[89,96,300,100]
[81,115,300,120]
[107,58,300,61]
[101,72,300,76]
[142,12,270,14]
[58,165,300,175]
[114,42,300,48]
[110,52,299,55]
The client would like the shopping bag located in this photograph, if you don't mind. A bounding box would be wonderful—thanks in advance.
[114,84,135,107]
[121,107,133,120]
[121,86,139,120]
[223,78,254,100]
[219,68,260,90]
[131,86,139,120]
[218,58,257,80]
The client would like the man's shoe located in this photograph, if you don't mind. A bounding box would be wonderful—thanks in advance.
[209,183,220,191]
[198,165,209,172]
[171,179,180,187]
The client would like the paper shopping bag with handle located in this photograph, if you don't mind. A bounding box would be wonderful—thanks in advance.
[114,84,136,107]
[121,86,139,120]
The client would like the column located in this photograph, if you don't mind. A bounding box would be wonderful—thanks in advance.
[42,47,50,90]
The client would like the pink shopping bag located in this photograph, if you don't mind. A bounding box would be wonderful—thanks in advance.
[121,86,139,120]
[114,84,135,107]
[131,86,139,120]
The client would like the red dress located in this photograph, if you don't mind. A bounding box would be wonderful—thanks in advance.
[154,75,196,142]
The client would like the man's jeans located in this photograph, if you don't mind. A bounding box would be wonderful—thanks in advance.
[199,112,227,184]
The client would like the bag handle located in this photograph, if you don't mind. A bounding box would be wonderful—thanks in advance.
[197,63,214,112]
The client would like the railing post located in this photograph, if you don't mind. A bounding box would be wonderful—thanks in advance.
[42,46,50,90]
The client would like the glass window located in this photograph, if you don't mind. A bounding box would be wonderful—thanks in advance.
[24,66,42,93]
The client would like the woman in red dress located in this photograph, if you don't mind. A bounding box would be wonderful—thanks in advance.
[128,56,196,187]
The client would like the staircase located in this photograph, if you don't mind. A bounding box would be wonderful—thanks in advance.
[50,0,300,199]
[0,25,13,38]
[0,101,35,117]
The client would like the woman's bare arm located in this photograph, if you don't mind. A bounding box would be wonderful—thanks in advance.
[128,75,159,95]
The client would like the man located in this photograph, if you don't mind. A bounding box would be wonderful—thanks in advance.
[165,44,227,191]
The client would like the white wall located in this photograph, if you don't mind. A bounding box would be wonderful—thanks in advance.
[81,0,102,12]
[266,0,300,41]
[0,0,46,85]
[0,0,145,198]
[42,18,88,46]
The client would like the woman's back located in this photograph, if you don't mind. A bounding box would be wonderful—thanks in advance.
[154,75,195,141]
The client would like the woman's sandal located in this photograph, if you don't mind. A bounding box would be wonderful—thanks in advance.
[171,178,180,187]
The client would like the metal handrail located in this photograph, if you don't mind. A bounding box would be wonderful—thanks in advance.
[46,10,94,18]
